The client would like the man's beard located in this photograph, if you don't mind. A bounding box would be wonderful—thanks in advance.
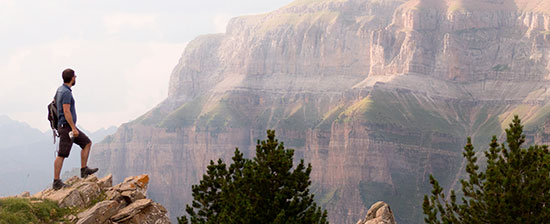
[72,80,76,86]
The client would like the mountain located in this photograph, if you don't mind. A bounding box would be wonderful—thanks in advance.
[0,115,47,148]
[78,125,118,145]
[0,115,56,196]
[91,0,550,223]
[0,115,117,197]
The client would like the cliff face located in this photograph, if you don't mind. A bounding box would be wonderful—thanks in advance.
[92,0,550,223]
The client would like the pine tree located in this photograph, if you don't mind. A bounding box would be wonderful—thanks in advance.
[423,115,550,223]
[178,130,328,224]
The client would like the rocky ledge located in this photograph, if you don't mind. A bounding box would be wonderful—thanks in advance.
[357,201,397,224]
[26,174,170,224]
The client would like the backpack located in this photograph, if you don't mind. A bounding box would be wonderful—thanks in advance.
[47,97,59,143]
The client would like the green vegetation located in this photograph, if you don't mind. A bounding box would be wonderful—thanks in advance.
[196,98,250,129]
[472,112,502,146]
[279,101,320,132]
[0,197,68,223]
[524,104,550,131]
[160,97,206,129]
[423,116,550,223]
[491,64,509,72]
[134,107,165,126]
[178,130,328,224]
[316,104,345,129]
[499,104,550,131]
[317,188,339,206]
[338,90,466,136]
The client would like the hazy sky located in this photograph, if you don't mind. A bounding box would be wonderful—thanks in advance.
[0,0,293,132]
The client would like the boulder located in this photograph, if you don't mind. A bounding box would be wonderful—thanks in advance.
[98,174,113,190]
[34,175,101,208]
[76,200,119,224]
[17,191,30,198]
[111,199,153,222]
[119,202,171,224]
[39,187,86,208]
[357,201,396,224]
[74,181,102,206]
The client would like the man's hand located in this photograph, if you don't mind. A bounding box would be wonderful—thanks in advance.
[72,128,80,138]
[63,103,78,137]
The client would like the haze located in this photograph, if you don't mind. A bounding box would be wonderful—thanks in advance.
[0,0,293,132]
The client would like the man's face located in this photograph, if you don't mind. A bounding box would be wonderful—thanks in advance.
[72,75,76,86]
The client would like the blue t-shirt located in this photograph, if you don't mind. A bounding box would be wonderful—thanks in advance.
[55,84,77,126]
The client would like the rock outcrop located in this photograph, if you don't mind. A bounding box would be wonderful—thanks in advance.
[357,201,397,224]
[92,0,550,223]
[29,174,170,224]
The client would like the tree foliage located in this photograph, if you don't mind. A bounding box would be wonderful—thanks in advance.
[423,115,550,223]
[178,130,328,224]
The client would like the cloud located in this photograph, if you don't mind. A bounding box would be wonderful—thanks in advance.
[103,12,158,35]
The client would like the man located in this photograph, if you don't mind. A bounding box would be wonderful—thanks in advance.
[53,68,98,190]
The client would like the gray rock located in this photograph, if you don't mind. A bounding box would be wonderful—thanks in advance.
[111,199,153,222]
[34,175,101,208]
[119,202,171,224]
[65,176,81,186]
[357,201,396,224]
[76,182,102,206]
[77,200,119,224]
[98,174,113,190]
[66,214,78,223]
[45,187,86,208]
[106,189,122,201]
[121,189,146,203]
[17,191,30,198]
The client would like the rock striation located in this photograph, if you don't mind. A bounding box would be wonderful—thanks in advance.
[92,0,550,223]
[357,201,397,224]
[29,174,170,224]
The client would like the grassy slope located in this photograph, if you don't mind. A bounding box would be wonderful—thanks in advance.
[0,198,67,224]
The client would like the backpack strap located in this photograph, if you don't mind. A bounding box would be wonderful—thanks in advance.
[52,129,58,144]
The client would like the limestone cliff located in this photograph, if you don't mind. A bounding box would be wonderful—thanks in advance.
[92,0,550,223]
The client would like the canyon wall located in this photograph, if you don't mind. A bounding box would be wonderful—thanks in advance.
[93,0,550,223]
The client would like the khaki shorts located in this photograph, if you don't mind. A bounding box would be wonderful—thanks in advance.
[58,124,91,158]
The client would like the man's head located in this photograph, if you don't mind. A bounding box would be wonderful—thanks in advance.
[62,68,76,86]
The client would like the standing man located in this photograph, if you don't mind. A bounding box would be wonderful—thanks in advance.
[53,68,98,190]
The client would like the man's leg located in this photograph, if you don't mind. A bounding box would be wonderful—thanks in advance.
[75,130,98,178]
[53,125,72,189]
[53,156,68,190]
[80,142,98,178]
[81,142,91,168]
[54,156,65,180]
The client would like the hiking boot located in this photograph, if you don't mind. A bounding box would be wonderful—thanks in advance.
[52,179,67,190]
[81,166,98,178]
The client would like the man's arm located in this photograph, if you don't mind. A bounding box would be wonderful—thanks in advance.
[62,104,79,137]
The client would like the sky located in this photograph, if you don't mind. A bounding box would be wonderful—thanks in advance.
[0,0,293,132]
